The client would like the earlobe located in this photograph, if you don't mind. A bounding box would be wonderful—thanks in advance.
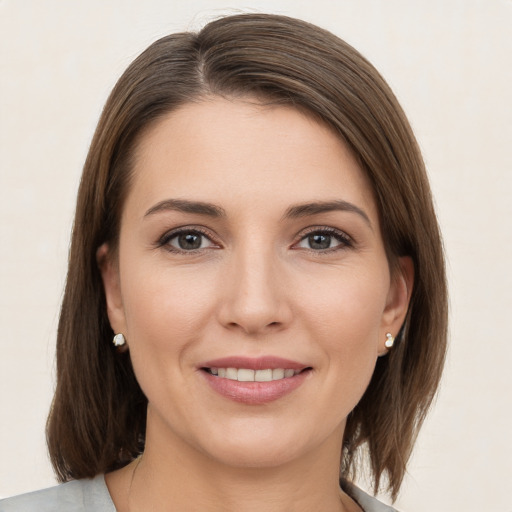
[379,256,414,355]
[96,243,127,337]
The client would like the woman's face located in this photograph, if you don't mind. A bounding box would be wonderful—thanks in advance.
[100,97,411,469]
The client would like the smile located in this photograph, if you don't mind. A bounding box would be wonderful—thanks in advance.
[205,368,302,381]
[199,356,312,404]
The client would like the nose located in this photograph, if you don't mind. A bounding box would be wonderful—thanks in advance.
[217,245,292,336]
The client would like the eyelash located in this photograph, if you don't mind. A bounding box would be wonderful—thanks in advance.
[292,227,354,254]
[156,226,354,254]
[157,227,220,254]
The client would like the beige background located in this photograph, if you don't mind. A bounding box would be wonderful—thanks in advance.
[1,0,511,510]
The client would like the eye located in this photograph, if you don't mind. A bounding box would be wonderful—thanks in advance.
[295,228,352,251]
[159,228,217,252]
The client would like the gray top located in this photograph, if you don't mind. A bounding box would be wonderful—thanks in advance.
[0,474,398,511]
[0,476,115,512]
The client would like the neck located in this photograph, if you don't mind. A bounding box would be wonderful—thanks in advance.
[107,408,360,512]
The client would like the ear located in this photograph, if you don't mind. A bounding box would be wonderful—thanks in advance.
[96,243,127,339]
[378,256,414,355]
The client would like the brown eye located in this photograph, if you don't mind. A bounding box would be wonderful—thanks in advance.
[296,229,352,251]
[175,233,203,250]
[163,230,215,251]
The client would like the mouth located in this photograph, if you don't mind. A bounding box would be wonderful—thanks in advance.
[199,356,312,404]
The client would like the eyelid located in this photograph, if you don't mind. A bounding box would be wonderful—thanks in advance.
[292,226,354,251]
[157,225,221,252]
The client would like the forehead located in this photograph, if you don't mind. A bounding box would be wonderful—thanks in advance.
[127,96,378,221]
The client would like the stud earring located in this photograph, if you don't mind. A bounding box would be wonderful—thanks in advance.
[113,333,126,347]
[385,333,395,349]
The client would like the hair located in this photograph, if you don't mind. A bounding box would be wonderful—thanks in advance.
[47,13,447,500]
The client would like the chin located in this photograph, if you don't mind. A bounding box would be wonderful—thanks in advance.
[207,439,305,470]
[195,418,330,470]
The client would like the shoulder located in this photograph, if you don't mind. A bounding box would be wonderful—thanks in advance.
[342,480,401,512]
[0,475,115,512]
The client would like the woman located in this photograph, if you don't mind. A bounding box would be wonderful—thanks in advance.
[1,13,447,512]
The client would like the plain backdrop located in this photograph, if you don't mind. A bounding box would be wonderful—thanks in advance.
[1,1,511,510]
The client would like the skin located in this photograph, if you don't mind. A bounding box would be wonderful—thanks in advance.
[98,96,413,512]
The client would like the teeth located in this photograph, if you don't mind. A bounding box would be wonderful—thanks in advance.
[209,367,301,382]
[237,369,254,381]
[226,367,238,380]
[272,368,284,380]
[255,369,272,382]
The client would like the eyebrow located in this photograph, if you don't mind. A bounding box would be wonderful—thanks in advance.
[144,199,226,218]
[283,200,372,228]
[144,198,371,228]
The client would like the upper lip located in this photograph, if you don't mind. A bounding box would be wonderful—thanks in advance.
[199,356,309,371]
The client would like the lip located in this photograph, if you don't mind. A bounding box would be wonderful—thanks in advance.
[198,356,312,405]
[199,356,308,371]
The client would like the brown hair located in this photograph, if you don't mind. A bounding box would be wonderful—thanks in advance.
[47,13,447,500]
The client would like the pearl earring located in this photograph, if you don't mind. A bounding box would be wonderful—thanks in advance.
[113,333,126,347]
[385,333,395,349]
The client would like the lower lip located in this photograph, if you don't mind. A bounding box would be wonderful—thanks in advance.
[201,369,311,405]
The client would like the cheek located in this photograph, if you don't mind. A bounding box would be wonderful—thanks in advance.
[117,262,217,389]
[299,266,388,342]
[121,261,216,343]
[296,267,389,390]
[119,271,210,405]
